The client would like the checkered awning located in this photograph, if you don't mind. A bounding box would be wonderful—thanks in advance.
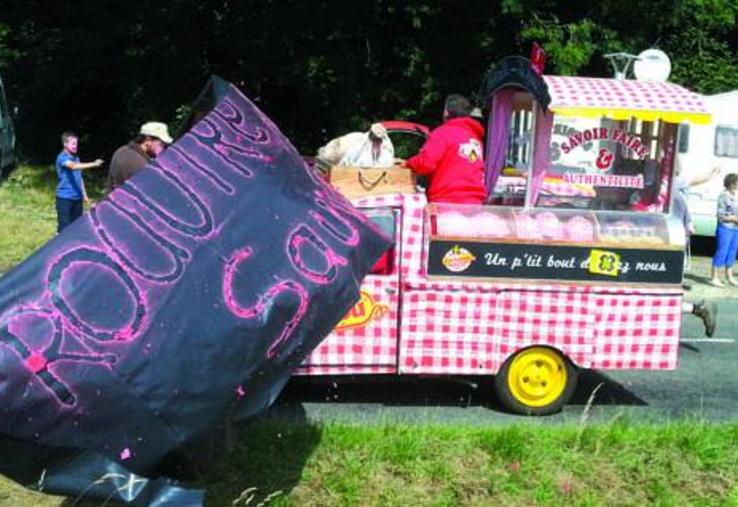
[543,75,711,125]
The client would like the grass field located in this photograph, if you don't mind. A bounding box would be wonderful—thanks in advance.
[1,419,737,506]
[0,165,58,273]
[1,166,737,505]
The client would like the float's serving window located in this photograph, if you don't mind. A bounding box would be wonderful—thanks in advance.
[488,107,679,214]
[428,203,683,249]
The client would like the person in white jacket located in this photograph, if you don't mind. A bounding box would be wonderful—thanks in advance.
[317,123,394,168]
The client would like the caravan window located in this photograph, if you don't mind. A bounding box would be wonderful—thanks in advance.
[715,126,738,158]
[678,124,690,153]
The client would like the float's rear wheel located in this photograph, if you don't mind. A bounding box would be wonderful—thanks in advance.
[495,346,577,415]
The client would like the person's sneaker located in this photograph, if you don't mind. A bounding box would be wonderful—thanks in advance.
[693,300,718,337]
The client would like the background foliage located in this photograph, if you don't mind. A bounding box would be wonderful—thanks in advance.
[0,0,736,162]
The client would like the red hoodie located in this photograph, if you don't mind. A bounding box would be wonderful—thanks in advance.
[406,117,486,204]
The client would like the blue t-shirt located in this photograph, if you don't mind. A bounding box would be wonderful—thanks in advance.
[55,151,83,200]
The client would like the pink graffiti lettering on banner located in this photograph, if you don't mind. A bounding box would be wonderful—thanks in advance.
[188,120,258,179]
[47,248,147,343]
[91,200,190,283]
[166,144,236,195]
[287,224,348,285]
[1,90,309,408]
[119,160,215,238]
[223,247,309,358]
[195,115,272,173]
[213,99,270,144]
[309,193,361,246]
[1,307,116,405]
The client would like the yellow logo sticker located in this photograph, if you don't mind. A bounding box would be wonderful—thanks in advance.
[589,249,621,277]
[442,245,476,273]
[336,291,390,331]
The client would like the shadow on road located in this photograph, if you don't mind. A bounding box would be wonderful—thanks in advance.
[568,369,647,407]
[279,371,648,415]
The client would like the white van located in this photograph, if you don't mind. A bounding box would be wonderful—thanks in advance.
[677,90,738,236]
[0,74,16,176]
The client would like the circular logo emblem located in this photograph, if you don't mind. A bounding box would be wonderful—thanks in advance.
[442,246,476,273]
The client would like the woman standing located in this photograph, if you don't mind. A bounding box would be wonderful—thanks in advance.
[710,173,738,286]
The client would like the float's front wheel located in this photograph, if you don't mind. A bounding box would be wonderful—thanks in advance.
[495,346,577,415]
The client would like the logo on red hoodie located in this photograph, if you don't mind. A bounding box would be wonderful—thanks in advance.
[459,139,483,163]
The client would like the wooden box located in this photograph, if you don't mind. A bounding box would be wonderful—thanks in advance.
[329,166,416,199]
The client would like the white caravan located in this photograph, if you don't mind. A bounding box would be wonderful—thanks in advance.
[678,90,738,236]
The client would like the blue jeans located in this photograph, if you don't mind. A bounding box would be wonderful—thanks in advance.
[56,196,83,233]
[713,222,738,267]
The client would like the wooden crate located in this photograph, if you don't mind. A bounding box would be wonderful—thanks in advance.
[329,166,416,199]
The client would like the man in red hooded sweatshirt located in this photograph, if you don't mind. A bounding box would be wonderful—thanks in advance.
[402,94,486,204]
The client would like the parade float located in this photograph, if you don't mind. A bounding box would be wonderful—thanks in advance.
[301,56,711,415]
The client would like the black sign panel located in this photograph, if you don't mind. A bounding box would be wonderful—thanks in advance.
[428,240,684,285]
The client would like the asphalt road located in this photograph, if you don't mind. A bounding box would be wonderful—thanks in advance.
[267,297,738,425]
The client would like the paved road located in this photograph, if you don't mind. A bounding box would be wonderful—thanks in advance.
[267,297,738,425]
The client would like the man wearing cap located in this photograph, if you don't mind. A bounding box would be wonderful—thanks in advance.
[401,94,486,204]
[317,123,395,168]
[107,121,173,191]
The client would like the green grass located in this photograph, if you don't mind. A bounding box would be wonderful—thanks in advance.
[0,165,58,273]
[0,164,107,274]
[2,420,737,506]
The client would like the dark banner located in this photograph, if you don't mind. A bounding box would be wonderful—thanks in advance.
[0,79,391,505]
[428,240,683,285]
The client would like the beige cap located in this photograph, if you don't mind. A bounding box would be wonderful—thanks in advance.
[369,123,388,140]
[139,122,173,144]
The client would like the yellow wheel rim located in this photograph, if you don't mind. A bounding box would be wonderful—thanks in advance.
[507,347,568,408]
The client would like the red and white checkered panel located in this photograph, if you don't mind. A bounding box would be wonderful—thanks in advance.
[297,191,683,378]
[588,293,681,370]
[494,289,592,367]
[399,290,498,375]
[295,277,399,375]
[543,75,709,117]
[400,284,681,374]
[399,286,593,375]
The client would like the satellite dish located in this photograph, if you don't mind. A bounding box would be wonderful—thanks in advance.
[634,49,672,82]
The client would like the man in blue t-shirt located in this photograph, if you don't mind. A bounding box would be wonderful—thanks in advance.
[55,131,104,232]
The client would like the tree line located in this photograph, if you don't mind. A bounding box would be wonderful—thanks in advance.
[0,0,736,163]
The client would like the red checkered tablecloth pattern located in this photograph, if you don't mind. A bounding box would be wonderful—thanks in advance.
[589,293,681,370]
[296,274,399,376]
[399,286,681,374]
[399,290,498,375]
[399,287,592,375]
[297,191,683,378]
